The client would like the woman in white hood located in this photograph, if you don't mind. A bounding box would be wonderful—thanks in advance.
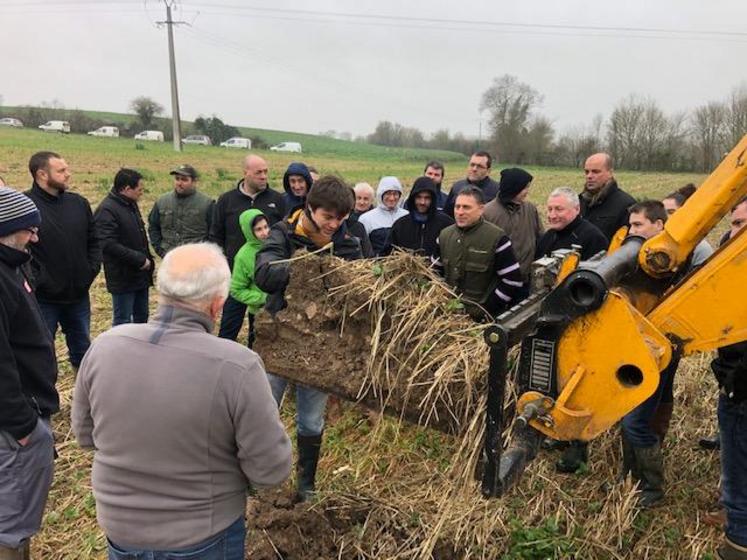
[358,176,409,256]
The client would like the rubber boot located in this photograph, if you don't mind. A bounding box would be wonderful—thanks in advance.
[542,438,569,452]
[632,443,665,508]
[556,440,588,473]
[0,540,30,560]
[718,537,747,560]
[699,430,721,450]
[649,402,673,443]
[296,434,322,503]
[600,433,636,493]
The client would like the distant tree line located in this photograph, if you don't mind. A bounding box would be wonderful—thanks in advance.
[364,74,747,173]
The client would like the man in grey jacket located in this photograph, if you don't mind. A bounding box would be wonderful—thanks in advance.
[73,243,291,560]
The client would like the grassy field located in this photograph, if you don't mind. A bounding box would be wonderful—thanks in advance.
[0,126,729,559]
[0,107,467,162]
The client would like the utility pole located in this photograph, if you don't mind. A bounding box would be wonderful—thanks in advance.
[157,1,185,152]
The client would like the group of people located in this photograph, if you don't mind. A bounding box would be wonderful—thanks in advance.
[0,147,746,560]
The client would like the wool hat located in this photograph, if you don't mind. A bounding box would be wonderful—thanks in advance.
[0,186,41,237]
[498,168,533,203]
[170,164,199,179]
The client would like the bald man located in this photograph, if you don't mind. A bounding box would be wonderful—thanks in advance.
[579,153,636,241]
[73,243,291,559]
[209,155,285,269]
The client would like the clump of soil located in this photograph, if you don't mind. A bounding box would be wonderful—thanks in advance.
[253,253,489,434]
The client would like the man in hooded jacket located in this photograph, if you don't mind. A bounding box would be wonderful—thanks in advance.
[358,176,408,256]
[282,162,313,215]
[388,176,453,258]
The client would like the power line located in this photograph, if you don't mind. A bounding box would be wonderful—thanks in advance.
[182,3,747,39]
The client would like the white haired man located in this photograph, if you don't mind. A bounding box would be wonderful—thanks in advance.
[73,243,291,560]
[535,187,608,262]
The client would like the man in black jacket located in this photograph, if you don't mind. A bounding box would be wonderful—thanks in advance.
[580,153,636,241]
[389,176,453,258]
[536,187,609,261]
[0,187,57,558]
[94,169,154,326]
[209,155,285,269]
[255,176,362,502]
[25,151,101,370]
[443,151,500,217]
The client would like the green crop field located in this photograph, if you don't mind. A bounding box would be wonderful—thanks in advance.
[0,124,730,559]
[0,106,467,162]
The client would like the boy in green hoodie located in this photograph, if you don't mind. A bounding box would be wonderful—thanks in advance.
[220,209,270,348]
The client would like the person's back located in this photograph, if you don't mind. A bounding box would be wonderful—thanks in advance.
[73,244,290,555]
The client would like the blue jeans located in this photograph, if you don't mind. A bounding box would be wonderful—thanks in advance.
[622,358,677,447]
[112,289,149,326]
[267,374,328,436]
[719,395,747,547]
[218,295,256,349]
[107,516,245,560]
[37,296,91,367]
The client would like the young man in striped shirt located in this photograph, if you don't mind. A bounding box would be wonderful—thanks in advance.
[432,186,523,321]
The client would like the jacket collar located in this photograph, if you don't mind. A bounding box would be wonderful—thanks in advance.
[151,304,214,333]
[0,243,31,268]
[109,189,138,208]
[556,214,583,235]
[457,217,485,234]
[581,179,618,208]
[31,182,63,202]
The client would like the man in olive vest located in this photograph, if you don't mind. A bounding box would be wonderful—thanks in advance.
[432,186,523,321]
[148,165,214,258]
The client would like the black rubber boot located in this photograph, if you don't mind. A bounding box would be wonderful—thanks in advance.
[632,443,665,508]
[718,537,747,559]
[0,540,30,560]
[555,440,588,473]
[542,438,569,452]
[699,430,721,450]
[296,434,322,503]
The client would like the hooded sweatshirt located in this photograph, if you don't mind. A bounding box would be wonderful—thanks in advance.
[229,209,268,314]
[389,177,453,258]
[282,162,313,212]
[358,176,409,256]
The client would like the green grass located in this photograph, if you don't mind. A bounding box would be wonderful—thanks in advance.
[1,106,466,162]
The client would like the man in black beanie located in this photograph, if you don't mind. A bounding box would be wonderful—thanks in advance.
[483,168,543,289]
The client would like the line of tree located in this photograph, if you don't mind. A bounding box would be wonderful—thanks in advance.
[365,75,747,173]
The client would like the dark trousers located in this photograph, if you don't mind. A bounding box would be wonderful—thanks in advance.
[719,395,747,547]
[622,356,679,447]
[37,296,91,368]
[111,288,149,327]
[218,295,256,349]
[107,516,246,560]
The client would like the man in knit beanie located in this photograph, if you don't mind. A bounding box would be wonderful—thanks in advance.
[483,168,543,286]
[0,187,58,559]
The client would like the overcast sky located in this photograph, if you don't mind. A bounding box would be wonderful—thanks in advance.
[2,0,746,138]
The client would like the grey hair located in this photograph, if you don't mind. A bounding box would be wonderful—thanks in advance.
[549,187,580,208]
[157,243,230,304]
[354,182,374,197]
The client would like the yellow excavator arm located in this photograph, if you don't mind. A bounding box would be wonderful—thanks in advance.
[484,134,747,497]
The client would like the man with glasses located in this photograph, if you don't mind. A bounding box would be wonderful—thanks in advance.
[0,187,58,559]
[25,151,101,372]
[443,151,500,217]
